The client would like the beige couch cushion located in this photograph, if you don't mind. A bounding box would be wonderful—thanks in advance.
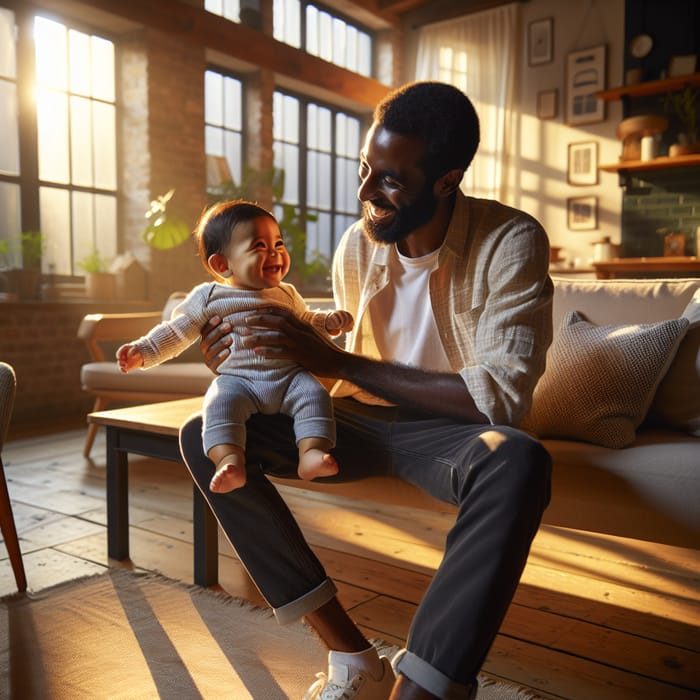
[81,361,212,396]
[550,277,700,439]
[648,288,700,436]
[542,430,700,548]
[523,310,688,448]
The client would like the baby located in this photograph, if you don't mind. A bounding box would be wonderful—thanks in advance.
[117,200,353,494]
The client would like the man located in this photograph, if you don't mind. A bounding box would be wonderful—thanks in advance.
[180,81,553,700]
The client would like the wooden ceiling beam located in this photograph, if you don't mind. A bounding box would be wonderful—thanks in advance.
[78,0,391,108]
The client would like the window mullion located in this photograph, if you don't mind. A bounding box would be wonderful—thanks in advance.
[16,8,40,233]
[298,98,308,225]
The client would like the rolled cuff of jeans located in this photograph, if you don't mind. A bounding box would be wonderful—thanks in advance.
[394,650,476,700]
[273,577,338,625]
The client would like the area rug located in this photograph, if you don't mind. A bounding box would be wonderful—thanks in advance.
[0,570,546,699]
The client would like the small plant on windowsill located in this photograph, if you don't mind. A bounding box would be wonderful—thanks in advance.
[0,231,45,300]
[77,249,111,274]
[78,249,116,299]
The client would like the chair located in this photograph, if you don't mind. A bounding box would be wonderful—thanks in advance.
[77,292,212,457]
[0,362,27,592]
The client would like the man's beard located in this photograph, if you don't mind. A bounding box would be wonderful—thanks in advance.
[362,184,438,246]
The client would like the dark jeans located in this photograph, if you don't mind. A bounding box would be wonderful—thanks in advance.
[179,398,551,699]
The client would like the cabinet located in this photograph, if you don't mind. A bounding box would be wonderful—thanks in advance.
[596,73,700,175]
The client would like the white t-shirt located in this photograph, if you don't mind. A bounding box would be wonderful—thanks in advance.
[369,244,452,372]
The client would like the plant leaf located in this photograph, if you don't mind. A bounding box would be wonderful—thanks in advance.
[142,217,191,249]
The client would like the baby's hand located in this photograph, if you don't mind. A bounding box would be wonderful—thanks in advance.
[325,310,354,335]
[116,344,144,373]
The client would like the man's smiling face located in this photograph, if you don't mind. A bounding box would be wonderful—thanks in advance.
[357,124,439,246]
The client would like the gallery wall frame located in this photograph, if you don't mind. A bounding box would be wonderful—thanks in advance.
[565,45,607,125]
[567,141,598,186]
[567,196,598,231]
[668,54,697,77]
[528,17,553,66]
[537,89,558,119]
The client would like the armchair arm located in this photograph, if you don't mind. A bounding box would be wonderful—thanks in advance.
[77,311,163,361]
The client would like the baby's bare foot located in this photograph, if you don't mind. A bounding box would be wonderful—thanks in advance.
[209,456,246,493]
[298,450,339,481]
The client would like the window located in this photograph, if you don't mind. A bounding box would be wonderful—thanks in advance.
[204,0,242,24]
[34,16,117,275]
[0,7,22,267]
[206,0,373,77]
[274,1,372,76]
[0,11,118,276]
[204,68,244,187]
[273,90,362,264]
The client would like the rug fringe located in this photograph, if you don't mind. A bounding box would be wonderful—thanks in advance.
[0,568,274,618]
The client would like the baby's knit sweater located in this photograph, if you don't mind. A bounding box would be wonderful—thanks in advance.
[132,281,332,374]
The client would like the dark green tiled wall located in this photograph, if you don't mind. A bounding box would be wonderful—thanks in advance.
[621,167,700,257]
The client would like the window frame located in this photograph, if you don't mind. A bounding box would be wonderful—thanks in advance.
[273,86,367,261]
[204,64,246,190]
[2,7,120,280]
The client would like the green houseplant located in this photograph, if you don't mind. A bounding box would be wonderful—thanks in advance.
[78,248,115,299]
[0,231,45,300]
[142,189,191,250]
[665,86,700,155]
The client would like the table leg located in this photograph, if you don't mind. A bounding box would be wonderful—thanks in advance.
[193,484,219,586]
[106,426,130,560]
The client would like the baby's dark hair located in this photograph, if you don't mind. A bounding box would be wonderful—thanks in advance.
[373,81,480,182]
[195,199,276,275]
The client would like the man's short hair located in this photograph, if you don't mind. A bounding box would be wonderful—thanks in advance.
[373,81,480,181]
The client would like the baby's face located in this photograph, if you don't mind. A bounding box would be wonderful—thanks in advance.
[224,216,290,289]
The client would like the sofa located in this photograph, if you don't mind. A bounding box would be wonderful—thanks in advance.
[79,277,700,550]
[289,276,699,551]
[526,276,699,549]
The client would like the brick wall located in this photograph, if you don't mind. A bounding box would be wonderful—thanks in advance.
[0,300,150,436]
[144,28,210,306]
[621,168,700,258]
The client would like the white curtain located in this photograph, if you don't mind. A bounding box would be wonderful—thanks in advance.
[415,3,519,202]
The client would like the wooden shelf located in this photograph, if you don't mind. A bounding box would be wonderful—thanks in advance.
[600,153,700,173]
[596,73,700,101]
[592,256,700,279]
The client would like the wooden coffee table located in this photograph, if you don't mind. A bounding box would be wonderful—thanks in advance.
[88,397,219,586]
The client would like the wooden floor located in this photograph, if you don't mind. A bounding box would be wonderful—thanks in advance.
[1,423,699,699]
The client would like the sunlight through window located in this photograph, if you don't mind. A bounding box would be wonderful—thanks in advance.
[32,16,117,275]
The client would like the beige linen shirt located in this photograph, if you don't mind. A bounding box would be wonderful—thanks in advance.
[331,192,553,427]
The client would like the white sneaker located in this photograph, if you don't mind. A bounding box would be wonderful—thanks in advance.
[304,651,395,700]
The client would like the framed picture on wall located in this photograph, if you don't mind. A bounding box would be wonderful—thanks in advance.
[668,54,697,77]
[567,196,598,231]
[565,45,607,125]
[528,18,553,66]
[567,141,598,186]
[537,89,558,119]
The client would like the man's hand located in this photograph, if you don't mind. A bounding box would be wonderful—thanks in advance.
[199,315,232,375]
[241,307,347,378]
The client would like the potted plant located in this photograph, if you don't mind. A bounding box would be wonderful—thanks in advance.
[665,87,700,156]
[78,249,115,299]
[0,231,45,300]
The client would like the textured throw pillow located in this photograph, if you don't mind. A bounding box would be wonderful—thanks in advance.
[522,310,689,448]
[648,289,700,436]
